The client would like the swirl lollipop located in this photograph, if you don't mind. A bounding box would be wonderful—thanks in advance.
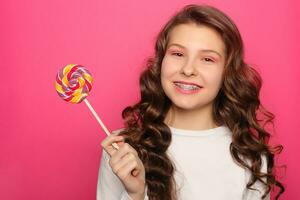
[55,64,119,149]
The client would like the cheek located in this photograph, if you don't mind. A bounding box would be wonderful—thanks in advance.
[161,58,171,79]
[160,58,175,92]
[161,57,180,78]
[205,69,224,89]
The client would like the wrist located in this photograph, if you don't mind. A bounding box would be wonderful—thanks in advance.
[128,185,146,200]
[128,192,144,200]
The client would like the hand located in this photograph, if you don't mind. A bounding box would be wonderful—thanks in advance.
[101,134,146,200]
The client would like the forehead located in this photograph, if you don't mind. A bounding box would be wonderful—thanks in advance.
[167,23,225,56]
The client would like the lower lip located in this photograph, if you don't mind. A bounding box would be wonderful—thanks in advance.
[174,83,202,94]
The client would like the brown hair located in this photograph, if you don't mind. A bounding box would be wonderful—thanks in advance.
[118,4,285,200]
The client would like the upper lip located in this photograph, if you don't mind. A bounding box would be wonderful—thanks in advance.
[173,81,203,88]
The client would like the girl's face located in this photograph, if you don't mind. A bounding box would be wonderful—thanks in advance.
[161,23,226,111]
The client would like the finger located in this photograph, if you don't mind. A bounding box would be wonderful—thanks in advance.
[131,169,139,176]
[110,143,138,165]
[110,150,140,177]
[115,140,125,147]
[111,152,135,174]
[117,160,139,180]
[101,134,123,148]
[118,142,139,157]
[101,135,124,156]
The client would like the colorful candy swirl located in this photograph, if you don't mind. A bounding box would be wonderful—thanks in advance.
[55,64,93,103]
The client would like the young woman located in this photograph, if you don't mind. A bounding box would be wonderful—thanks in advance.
[97,4,284,200]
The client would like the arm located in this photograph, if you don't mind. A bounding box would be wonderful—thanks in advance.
[97,136,149,200]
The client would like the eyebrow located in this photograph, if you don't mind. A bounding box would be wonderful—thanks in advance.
[167,43,223,58]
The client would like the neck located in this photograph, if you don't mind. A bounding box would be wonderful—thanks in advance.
[164,103,218,130]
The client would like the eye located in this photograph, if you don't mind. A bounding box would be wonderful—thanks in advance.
[174,53,183,57]
[170,51,183,57]
[203,57,215,62]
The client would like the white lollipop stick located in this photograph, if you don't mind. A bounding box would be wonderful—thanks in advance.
[84,99,139,177]
[84,99,119,150]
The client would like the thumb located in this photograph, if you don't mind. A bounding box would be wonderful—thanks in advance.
[131,169,139,177]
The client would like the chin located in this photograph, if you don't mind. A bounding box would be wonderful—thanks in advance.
[171,99,202,111]
[170,94,215,111]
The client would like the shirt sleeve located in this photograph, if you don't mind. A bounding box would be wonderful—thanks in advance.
[96,131,149,200]
[243,154,270,200]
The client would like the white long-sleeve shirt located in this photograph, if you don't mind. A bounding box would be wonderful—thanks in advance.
[97,125,270,200]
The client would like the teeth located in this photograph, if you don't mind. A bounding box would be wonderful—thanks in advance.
[174,82,200,90]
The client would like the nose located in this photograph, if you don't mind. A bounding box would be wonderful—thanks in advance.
[180,57,198,77]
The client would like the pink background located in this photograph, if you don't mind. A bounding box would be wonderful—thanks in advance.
[1,0,299,199]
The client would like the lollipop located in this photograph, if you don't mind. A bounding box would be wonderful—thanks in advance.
[55,64,119,149]
[55,64,93,103]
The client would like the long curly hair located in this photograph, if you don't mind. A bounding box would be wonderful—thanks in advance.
[118,4,285,200]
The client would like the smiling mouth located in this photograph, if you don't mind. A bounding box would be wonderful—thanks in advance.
[173,82,202,90]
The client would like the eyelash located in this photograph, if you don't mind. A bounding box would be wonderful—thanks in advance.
[170,52,215,63]
[203,57,215,62]
[172,52,184,57]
